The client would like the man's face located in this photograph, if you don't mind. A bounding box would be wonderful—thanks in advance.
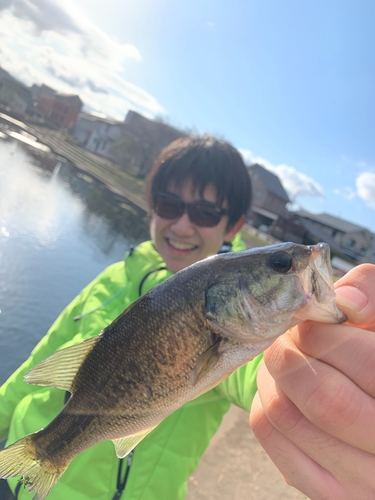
[150,180,241,273]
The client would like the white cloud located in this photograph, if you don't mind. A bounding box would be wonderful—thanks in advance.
[239,148,254,165]
[333,186,356,200]
[1,0,83,34]
[0,3,166,119]
[356,172,375,209]
[239,148,325,202]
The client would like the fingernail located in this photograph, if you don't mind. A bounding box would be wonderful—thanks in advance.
[335,286,368,313]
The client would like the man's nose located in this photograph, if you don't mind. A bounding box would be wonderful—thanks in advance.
[170,211,195,235]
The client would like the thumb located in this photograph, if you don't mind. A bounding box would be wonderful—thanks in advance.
[334,263,375,330]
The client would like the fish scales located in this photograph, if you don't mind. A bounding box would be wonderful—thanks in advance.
[0,242,346,500]
[72,265,215,412]
[26,262,219,470]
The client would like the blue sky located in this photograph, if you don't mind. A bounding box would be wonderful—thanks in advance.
[1,0,374,232]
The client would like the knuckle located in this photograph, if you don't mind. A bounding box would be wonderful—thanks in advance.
[249,408,274,441]
[304,375,361,431]
[265,390,303,434]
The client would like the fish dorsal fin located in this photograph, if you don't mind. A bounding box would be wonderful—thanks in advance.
[24,336,99,392]
[112,428,155,458]
[191,340,221,387]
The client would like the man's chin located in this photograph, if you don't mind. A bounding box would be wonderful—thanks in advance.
[164,254,197,273]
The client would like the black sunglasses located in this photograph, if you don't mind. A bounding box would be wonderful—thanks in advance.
[153,192,229,227]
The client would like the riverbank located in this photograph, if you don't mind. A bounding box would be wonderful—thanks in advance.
[0,112,148,209]
[1,117,274,249]
[187,405,308,500]
[26,124,149,212]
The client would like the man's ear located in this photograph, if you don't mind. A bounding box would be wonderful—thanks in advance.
[224,215,246,241]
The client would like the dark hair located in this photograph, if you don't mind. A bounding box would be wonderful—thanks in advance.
[146,135,252,229]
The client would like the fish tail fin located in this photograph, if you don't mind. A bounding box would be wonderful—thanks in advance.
[0,436,67,500]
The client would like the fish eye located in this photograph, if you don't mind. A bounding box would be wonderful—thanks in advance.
[269,251,293,274]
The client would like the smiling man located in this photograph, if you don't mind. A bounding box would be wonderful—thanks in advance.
[147,135,251,271]
[3,136,375,500]
[0,135,255,500]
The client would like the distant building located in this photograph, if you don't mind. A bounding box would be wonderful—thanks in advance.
[369,232,375,262]
[0,78,32,114]
[295,210,374,263]
[112,111,185,176]
[0,66,19,84]
[247,164,290,229]
[74,113,126,159]
[30,83,56,99]
[74,110,185,176]
[36,93,83,130]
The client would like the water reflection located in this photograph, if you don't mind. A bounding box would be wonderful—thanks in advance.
[0,139,149,383]
[59,161,150,256]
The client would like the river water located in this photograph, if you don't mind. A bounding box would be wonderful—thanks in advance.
[0,139,149,385]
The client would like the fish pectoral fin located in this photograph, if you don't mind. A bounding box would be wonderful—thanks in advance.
[112,428,155,458]
[191,340,221,387]
[24,336,99,392]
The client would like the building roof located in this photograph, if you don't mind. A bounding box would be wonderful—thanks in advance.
[295,210,367,233]
[0,78,32,102]
[78,112,119,125]
[57,94,83,105]
[251,206,279,220]
[124,110,184,136]
[0,66,19,84]
[249,164,290,202]
[30,83,57,97]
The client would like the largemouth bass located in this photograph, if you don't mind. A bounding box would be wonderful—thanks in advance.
[0,242,345,499]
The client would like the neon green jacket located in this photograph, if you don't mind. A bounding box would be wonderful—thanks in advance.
[0,238,262,500]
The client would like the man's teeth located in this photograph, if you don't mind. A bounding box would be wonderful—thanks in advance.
[168,239,197,250]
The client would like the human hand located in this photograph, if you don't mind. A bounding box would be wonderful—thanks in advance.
[250,263,375,499]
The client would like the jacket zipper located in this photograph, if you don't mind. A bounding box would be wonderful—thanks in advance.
[111,451,134,500]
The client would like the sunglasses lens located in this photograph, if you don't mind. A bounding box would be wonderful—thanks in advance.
[188,205,222,227]
[154,194,225,227]
[154,195,184,219]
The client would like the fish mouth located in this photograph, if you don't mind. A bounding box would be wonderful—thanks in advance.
[295,243,347,324]
[166,238,199,252]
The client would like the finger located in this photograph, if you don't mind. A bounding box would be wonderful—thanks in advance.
[263,332,375,454]
[250,390,334,500]
[334,263,375,330]
[251,364,375,499]
[289,262,375,397]
[290,322,375,399]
